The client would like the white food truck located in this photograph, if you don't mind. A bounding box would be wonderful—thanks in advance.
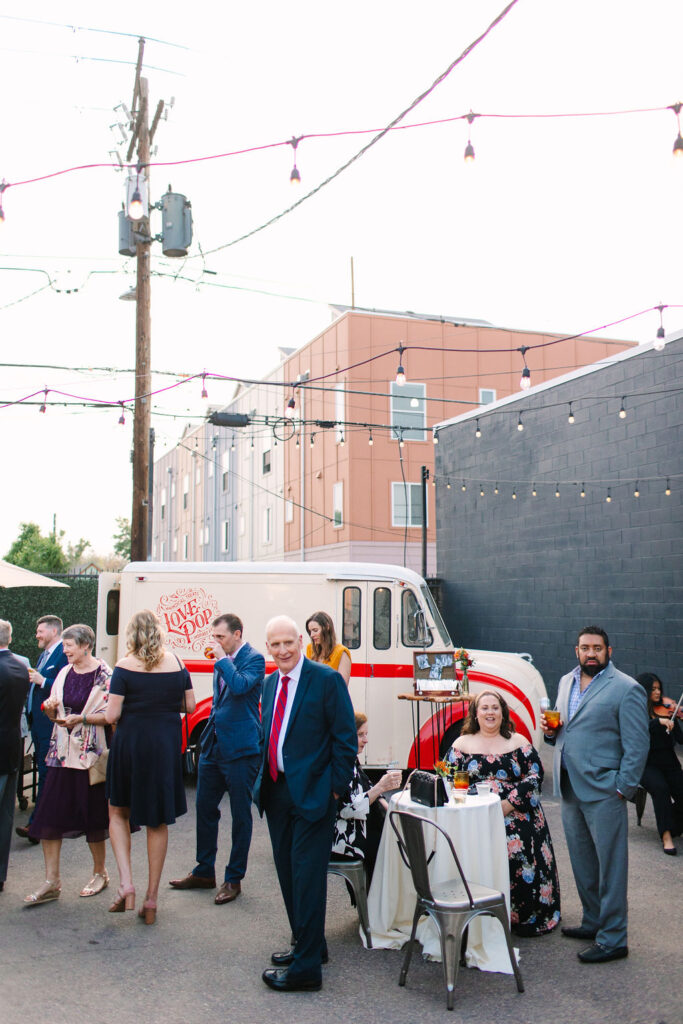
[96,561,547,772]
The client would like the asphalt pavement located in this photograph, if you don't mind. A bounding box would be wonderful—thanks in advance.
[1,748,679,1024]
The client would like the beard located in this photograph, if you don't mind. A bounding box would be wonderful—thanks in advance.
[581,656,609,677]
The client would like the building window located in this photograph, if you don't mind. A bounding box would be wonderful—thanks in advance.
[195,463,201,486]
[390,382,426,441]
[335,383,345,443]
[373,587,391,650]
[285,499,294,523]
[182,474,189,510]
[262,449,271,475]
[392,482,425,528]
[161,541,166,560]
[263,506,272,544]
[221,520,230,552]
[332,482,343,528]
[342,586,361,650]
[182,533,189,559]
[479,387,496,405]
[221,451,229,491]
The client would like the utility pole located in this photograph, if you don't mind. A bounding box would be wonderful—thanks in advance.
[421,465,429,579]
[126,39,164,561]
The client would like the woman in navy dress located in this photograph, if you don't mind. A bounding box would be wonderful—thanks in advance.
[105,610,195,923]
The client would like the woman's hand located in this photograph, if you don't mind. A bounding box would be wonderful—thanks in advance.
[42,700,59,722]
[501,798,514,817]
[60,714,82,731]
[378,770,403,793]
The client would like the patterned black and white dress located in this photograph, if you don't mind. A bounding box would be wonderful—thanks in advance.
[447,743,561,936]
[331,759,384,885]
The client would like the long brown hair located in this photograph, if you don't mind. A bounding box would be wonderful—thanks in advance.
[305,611,337,663]
[461,690,514,739]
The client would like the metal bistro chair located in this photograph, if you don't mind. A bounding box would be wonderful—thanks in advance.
[327,858,372,948]
[389,808,524,1011]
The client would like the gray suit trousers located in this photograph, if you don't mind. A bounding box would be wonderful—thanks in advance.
[561,770,628,948]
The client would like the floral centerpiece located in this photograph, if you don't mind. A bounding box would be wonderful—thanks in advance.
[454,648,474,695]
[434,759,455,799]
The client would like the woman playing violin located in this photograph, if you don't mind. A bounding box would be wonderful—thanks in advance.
[636,673,683,855]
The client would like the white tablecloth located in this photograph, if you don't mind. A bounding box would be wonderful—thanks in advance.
[365,790,517,974]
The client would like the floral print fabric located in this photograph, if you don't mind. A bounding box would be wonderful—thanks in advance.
[447,743,561,936]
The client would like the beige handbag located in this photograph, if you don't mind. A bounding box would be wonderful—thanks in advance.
[88,749,109,786]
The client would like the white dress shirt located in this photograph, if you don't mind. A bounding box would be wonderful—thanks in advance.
[273,654,304,773]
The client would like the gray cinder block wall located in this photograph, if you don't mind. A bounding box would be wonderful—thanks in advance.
[435,335,682,702]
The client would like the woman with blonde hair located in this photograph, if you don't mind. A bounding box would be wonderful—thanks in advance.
[305,611,352,684]
[105,610,196,923]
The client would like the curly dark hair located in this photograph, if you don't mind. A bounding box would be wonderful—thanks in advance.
[461,690,515,739]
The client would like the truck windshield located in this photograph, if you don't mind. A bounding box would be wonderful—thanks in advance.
[420,585,452,647]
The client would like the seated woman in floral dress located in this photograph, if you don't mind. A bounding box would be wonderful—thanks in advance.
[447,690,561,936]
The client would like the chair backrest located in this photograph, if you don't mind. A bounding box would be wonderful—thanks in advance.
[389,808,474,907]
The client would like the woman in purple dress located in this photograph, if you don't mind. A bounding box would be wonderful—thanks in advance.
[24,624,112,906]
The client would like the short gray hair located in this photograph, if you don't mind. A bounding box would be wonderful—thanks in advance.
[62,623,95,651]
[0,619,12,646]
[265,615,300,640]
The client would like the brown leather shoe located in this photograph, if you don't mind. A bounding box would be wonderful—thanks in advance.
[215,881,241,904]
[15,826,39,846]
[169,872,216,890]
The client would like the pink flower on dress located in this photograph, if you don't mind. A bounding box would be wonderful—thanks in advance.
[507,836,524,855]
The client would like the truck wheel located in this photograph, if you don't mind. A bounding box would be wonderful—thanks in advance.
[438,720,464,760]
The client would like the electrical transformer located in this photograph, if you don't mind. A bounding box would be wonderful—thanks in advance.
[118,209,137,256]
[161,191,193,257]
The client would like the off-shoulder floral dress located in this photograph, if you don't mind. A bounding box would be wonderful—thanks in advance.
[447,743,561,936]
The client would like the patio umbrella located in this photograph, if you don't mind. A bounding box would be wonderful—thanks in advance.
[0,559,70,588]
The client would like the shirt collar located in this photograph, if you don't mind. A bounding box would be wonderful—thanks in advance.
[281,654,305,685]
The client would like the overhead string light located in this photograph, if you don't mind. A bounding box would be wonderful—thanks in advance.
[665,478,671,496]
[285,394,296,418]
[517,413,524,432]
[230,435,235,451]
[512,489,517,500]
[288,135,302,184]
[555,484,561,498]
[310,433,315,448]
[475,418,481,438]
[654,303,667,351]
[340,433,345,447]
[634,481,640,497]
[463,110,478,163]
[200,373,208,400]
[432,430,439,445]
[39,388,48,413]
[494,482,499,494]
[518,345,531,390]
[580,483,586,498]
[395,343,406,386]
[606,488,612,503]
[619,397,627,419]
[128,165,144,221]
[532,483,537,496]
[461,481,466,492]
[568,402,575,424]
[480,485,485,496]
[671,102,683,157]
[368,430,373,447]
[118,402,126,425]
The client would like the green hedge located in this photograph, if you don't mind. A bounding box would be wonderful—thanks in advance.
[0,575,98,663]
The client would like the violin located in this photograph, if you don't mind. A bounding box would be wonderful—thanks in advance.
[652,696,683,721]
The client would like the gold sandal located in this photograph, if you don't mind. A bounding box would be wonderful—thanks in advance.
[79,870,109,897]
[24,880,61,905]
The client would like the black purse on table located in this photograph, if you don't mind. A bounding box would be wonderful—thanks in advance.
[407,769,447,807]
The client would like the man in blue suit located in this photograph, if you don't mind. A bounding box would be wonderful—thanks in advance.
[16,615,67,841]
[254,615,357,993]
[170,613,264,905]
[543,626,649,964]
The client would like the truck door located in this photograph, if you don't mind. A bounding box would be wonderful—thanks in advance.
[337,580,368,718]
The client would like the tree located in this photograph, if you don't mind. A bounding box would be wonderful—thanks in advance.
[66,537,92,569]
[113,517,131,561]
[5,522,69,574]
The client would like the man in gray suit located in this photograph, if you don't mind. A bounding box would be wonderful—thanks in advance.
[542,626,648,964]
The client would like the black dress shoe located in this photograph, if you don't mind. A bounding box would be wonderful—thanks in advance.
[271,947,329,967]
[561,925,597,940]
[578,943,628,964]
[262,968,321,992]
[15,826,39,845]
[169,872,216,889]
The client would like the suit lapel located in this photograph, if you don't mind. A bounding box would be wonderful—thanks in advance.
[261,671,278,737]
[567,664,613,725]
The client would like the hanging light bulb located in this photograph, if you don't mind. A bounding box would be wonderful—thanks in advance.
[568,402,575,424]
[128,188,144,220]
[580,483,586,498]
[665,478,671,496]
[340,433,345,447]
[494,482,499,494]
[606,488,612,503]
[475,418,481,438]
[446,480,451,489]
[410,397,419,408]
[461,481,466,492]
[285,396,296,418]
[634,481,639,498]
[532,483,537,497]
[250,435,254,449]
[118,402,126,426]
[310,433,315,448]
[654,303,667,351]
[230,435,235,452]
[295,435,300,449]
[517,413,524,432]
[399,433,405,449]
[39,388,48,414]
[395,343,406,386]
[368,431,373,447]
[619,398,626,420]
[201,374,208,400]
[671,102,683,157]
[289,135,302,184]
[432,430,439,445]
[480,485,485,497]
[463,110,477,163]
[555,484,560,498]
[512,489,517,500]
[520,366,531,390]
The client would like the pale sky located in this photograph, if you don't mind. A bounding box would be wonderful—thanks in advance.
[1,0,682,556]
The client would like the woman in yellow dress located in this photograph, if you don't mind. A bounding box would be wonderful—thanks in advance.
[305,611,352,685]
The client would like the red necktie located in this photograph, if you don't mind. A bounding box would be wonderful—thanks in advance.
[268,675,290,781]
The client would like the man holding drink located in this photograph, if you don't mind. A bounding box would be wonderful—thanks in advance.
[542,626,648,964]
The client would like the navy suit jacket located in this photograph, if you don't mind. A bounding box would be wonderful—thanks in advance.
[254,657,357,822]
[0,650,30,775]
[200,641,265,762]
[29,642,68,743]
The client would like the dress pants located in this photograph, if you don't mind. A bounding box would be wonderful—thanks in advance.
[640,765,683,838]
[561,770,629,949]
[263,774,336,982]
[194,751,261,883]
[0,772,18,882]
